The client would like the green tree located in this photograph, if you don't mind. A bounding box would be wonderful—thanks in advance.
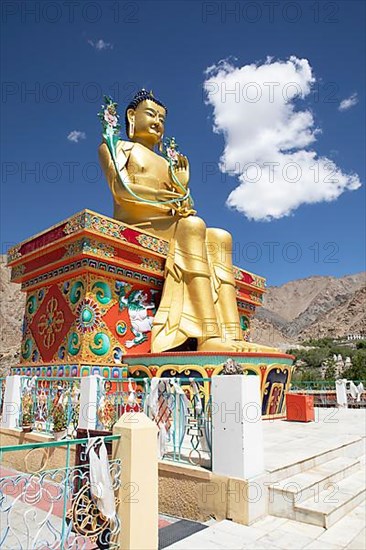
[324,363,336,380]
[356,340,366,350]
[343,349,366,380]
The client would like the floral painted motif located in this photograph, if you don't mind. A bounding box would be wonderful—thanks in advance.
[63,212,89,235]
[11,264,25,280]
[63,211,127,241]
[140,257,163,273]
[88,215,127,240]
[7,244,22,263]
[252,275,266,289]
[233,267,244,281]
[64,238,115,259]
[250,292,263,304]
[136,234,169,255]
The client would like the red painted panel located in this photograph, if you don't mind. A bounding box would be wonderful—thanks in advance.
[24,247,67,273]
[29,285,74,363]
[20,224,67,256]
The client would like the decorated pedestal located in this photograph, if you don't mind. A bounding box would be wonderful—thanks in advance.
[7,209,294,416]
[123,352,293,417]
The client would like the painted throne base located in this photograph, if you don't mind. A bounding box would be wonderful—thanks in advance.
[8,210,268,369]
[13,350,294,418]
[7,210,294,418]
[123,351,294,418]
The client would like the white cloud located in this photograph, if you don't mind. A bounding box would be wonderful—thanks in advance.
[338,93,358,111]
[67,130,86,143]
[204,57,361,221]
[88,39,113,51]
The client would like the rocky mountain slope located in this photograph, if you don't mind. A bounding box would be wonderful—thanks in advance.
[251,273,366,348]
[0,257,24,375]
[0,254,365,370]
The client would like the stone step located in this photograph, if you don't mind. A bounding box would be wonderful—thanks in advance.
[266,436,364,483]
[294,469,366,529]
[269,456,361,511]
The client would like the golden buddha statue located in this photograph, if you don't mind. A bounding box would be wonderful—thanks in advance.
[99,90,274,354]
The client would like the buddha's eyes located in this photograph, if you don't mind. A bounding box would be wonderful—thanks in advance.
[145,109,165,123]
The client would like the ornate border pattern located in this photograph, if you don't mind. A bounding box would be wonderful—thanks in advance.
[21,258,164,290]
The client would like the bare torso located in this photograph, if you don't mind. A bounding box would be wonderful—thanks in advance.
[127,142,171,192]
[99,140,179,233]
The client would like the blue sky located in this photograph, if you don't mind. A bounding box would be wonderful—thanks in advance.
[1,0,365,286]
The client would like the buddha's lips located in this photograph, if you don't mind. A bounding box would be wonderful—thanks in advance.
[149,126,161,135]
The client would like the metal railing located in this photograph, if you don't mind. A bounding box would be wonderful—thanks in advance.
[0,435,121,549]
[20,377,81,436]
[289,380,366,391]
[289,380,338,392]
[6,375,213,468]
[289,380,366,408]
[98,376,213,468]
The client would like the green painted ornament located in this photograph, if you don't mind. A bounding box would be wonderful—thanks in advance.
[82,308,93,323]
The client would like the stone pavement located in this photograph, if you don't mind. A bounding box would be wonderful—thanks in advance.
[164,408,366,550]
[262,408,365,474]
[164,503,366,550]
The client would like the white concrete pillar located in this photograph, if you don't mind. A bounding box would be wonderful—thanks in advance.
[1,375,22,429]
[212,374,264,479]
[78,375,99,429]
[113,413,158,550]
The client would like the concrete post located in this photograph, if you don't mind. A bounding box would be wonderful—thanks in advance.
[211,374,264,479]
[113,412,158,550]
[1,375,22,429]
[78,375,99,429]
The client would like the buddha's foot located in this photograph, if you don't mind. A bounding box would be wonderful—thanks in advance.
[197,337,278,354]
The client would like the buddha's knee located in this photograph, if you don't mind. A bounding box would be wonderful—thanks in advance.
[206,228,234,267]
[178,215,207,237]
[207,228,233,250]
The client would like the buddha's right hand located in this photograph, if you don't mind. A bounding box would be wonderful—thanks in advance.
[177,205,197,218]
[155,189,183,202]
[173,154,190,189]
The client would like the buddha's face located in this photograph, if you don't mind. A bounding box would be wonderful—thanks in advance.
[127,99,166,147]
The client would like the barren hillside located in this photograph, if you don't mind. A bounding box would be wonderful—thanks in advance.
[253,273,365,347]
[0,257,25,374]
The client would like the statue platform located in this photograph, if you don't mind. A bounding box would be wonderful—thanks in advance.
[7,209,294,416]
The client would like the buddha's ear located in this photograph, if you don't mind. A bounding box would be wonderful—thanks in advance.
[126,108,136,139]
[126,108,135,126]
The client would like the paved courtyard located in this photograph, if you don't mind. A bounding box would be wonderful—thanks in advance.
[165,408,366,550]
[165,504,365,549]
[262,408,366,474]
